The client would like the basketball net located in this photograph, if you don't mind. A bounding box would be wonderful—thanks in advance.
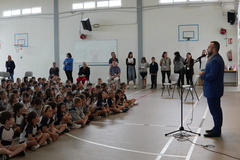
[14,44,23,53]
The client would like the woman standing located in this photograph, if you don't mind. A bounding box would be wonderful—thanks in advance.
[76,62,90,85]
[139,57,149,89]
[159,52,171,89]
[184,53,194,85]
[63,53,73,83]
[5,55,16,81]
[173,51,185,87]
[108,52,119,66]
[126,52,137,89]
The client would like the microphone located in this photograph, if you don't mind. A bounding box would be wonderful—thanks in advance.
[196,54,206,60]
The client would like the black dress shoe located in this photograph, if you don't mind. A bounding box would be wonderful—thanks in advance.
[205,129,213,133]
[204,132,221,138]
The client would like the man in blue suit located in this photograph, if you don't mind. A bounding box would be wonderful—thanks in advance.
[199,41,224,137]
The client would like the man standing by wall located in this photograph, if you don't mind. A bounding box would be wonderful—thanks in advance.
[199,41,224,137]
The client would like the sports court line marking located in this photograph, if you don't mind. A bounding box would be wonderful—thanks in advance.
[185,106,209,160]
[91,121,179,128]
[155,92,204,160]
[65,133,186,158]
[135,90,157,100]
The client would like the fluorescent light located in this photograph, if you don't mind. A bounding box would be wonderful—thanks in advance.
[84,2,95,9]
[97,1,109,7]
[3,10,12,17]
[109,0,121,7]
[22,8,32,14]
[73,3,83,10]
[32,7,41,14]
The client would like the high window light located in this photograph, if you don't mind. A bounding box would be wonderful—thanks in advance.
[3,10,12,17]
[174,0,187,2]
[73,3,84,10]
[12,9,21,16]
[109,0,121,7]
[32,7,41,14]
[160,0,173,3]
[22,8,32,15]
[84,2,95,9]
[97,1,109,7]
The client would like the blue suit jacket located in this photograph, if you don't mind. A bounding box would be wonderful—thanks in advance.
[200,53,224,98]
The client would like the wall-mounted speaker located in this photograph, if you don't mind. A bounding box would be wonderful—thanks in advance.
[81,18,92,31]
[227,11,235,25]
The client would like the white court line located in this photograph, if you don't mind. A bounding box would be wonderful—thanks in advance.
[65,133,186,159]
[155,92,204,160]
[126,89,145,97]
[185,107,209,160]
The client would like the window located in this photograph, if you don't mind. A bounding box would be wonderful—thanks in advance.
[11,9,21,16]
[160,0,173,3]
[32,7,41,14]
[174,0,187,2]
[160,0,223,3]
[22,8,32,15]
[3,10,11,17]
[97,1,109,7]
[109,0,121,7]
[73,3,84,10]
[84,2,95,9]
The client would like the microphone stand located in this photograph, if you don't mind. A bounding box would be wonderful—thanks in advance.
[165,62,201,136]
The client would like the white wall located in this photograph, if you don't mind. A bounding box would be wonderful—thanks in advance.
[0,0,237,85]
[0,0,54,79]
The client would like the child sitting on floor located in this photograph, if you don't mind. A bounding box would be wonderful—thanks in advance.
[40,105,59,142]
[0,111,27,159]
[69,97,89,128]
[19,111,49,151]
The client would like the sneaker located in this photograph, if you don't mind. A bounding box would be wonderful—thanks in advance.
[62,128,70,133]
[127,85,129,89]
[72,123,82,129]
[40,141,48,146]
[46,138,52,144]
[122,108,129,112]
[1,155,10,160]
[133,101,138,105]
[16,150,26,156]
[94,116,102,121]
[119,110,123,113]
[31,144,40,151]
[134,85,137,89]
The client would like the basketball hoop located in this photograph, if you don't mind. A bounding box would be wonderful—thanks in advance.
[14,44,23,53]
[183,37,192,41]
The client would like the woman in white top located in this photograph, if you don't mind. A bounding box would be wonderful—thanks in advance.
[126,52,137,89]
[159,52,171,89]
[139,57,149,89]
[199,49,207,71]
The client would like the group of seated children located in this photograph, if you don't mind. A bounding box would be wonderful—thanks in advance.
[0,76,138,159]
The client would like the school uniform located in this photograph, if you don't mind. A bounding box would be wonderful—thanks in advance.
[149,62,159,89]
[0,126,14,146]
[40,116,54,130]
[14,113,26,127]
[69,106,85,122]
[29,107,41,116]
[20,123,40,143]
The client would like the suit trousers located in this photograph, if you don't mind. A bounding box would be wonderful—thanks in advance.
[207,98,223,135]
